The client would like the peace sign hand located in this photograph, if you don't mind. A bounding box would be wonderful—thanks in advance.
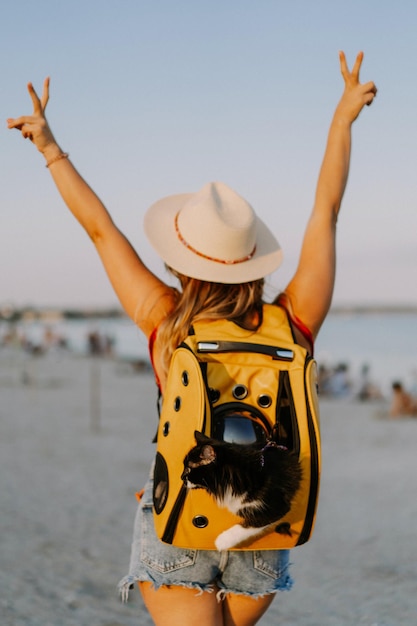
[7,78,56,153]
[337,51,377,123]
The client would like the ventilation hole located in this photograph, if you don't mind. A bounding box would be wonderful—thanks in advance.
[182,371,189,386]
[192,515,209,529]
[209,388,220,403]
[162,421,170,436]
[258,394,272,408]
[233,384,248,400]
[174,396,181,411]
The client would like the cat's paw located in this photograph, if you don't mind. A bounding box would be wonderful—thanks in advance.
[215,524,252,551]
[215,529,237,552]
[215,523,268,551]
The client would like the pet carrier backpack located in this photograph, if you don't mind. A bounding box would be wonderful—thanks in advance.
[152,304,321,550]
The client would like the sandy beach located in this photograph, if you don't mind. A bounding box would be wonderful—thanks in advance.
[1,348,417,626]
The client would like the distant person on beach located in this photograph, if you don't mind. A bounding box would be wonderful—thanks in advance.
[390,381,417,417]
[357,363,383,402]
[317,362,353,398]
[8,52,376,626]
[327,362,352,398]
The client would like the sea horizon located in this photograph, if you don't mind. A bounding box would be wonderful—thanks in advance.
[2,305,417,399]
[2,301,417,321]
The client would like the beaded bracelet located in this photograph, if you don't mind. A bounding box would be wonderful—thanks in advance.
[45,152,69,168]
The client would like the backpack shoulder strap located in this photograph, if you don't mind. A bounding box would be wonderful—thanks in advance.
[186,304,293,345]
[260,303,295,341]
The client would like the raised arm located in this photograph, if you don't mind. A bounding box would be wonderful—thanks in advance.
[7,79,170,332]
[280,51,377,338]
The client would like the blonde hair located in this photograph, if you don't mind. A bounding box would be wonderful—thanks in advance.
[156,268,265,376]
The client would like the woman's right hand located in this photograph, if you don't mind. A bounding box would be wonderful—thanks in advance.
[282,51,377,339]
[7,78,58,155]
[336,51,377,124]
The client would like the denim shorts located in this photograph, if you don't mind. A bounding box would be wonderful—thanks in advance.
[118,473,293,600]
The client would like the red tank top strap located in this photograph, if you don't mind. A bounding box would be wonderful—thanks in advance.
[275,295,314,355]
[148,326,162,392]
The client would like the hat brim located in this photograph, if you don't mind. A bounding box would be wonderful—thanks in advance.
[144,192,283,284]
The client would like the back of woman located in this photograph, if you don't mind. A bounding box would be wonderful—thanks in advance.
[8,51,376,626]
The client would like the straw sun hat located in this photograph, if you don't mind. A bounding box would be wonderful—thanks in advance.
[144,181,282,284]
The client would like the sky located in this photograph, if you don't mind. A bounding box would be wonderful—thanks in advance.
[1,0,417,309]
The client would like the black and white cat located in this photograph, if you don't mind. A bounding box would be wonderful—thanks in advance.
[181,431,302,551]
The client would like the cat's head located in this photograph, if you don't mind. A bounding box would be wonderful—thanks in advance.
[181,432,217,487]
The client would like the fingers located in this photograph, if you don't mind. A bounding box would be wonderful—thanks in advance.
[339,50,364,84]
[21,124,34,140]
[337,52,377,119]
[363,80,378,106]
[6,116,35,140]
[339,50,348,79]
[7,77,50,138]
[41,77,50,111]
[27,81,42,115]
[27,77,49,114]
[351,51,364,80]
[7,115,31,130]
[7,120,32,139]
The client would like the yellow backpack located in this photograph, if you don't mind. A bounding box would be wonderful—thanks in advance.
[152,304,321,550]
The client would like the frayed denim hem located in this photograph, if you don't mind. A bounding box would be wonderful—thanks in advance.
[215,570,294,602]
[118,574,215,603]
[118,572,292,605]
[118,575,136,603]
[121,476,295,603]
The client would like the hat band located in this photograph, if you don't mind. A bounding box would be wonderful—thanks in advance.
[174,212,256,265]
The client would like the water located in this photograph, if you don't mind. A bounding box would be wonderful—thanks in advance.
[316,312,417,396]
[0,316,149,361]
[2,311,417,397]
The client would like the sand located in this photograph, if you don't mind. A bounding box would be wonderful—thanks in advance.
[1,348,417,626]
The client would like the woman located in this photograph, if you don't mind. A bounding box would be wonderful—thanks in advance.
[8,51,376,626]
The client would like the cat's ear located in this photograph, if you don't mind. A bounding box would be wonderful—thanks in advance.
[194,430,211,444]
[200,445,216,464]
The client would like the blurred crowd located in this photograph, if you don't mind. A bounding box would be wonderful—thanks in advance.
[318,361,417,418]
[1,324,69,355]
[0,324,115,357]
[2,323,417,416]
[318,362,383,401]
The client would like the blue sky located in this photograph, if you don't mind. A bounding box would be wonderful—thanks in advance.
[2,0,417,308]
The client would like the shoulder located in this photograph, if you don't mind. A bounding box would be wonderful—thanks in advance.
[136,286,178,339]
[270,296,314,355]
